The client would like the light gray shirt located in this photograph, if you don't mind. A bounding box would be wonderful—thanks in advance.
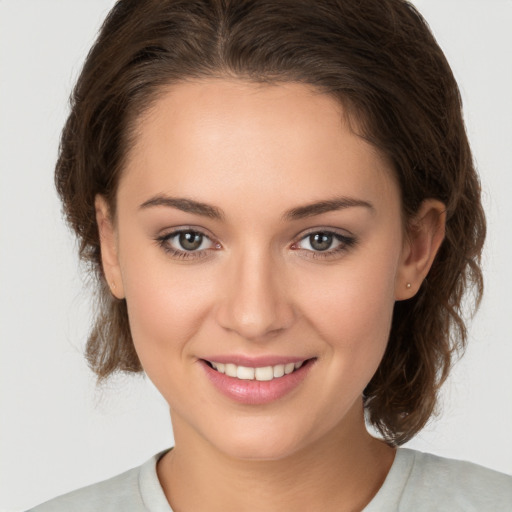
[27,448,512,511]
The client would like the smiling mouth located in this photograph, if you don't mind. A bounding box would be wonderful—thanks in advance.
[203,359,313,381]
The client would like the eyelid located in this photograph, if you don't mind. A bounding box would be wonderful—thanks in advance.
[154,225,356,261]
[157,225,219,243]
[290,226,355,247]
[290,227,357,259]
[155,225,221,259]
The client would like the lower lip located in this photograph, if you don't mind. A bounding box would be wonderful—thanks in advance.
[200,360,314,405]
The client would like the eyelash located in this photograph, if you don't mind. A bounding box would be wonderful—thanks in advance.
[290,230,357,260]
[155,228,357,261]
[155,228,218,260]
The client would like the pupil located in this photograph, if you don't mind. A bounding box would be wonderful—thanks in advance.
[310,233,332,251]
[179,232,202,250]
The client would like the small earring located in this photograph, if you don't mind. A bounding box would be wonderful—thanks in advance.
[111,281,116,290]
[406,282,412,289]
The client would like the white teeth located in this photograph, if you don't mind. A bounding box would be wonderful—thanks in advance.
[225,363,237,378]
[255,366,273,381]
[237,366,255,380]
[208,360,306,381]
[284,363,295,375]
[273,364,285,378]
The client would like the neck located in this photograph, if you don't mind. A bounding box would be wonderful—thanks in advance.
[157,404,395,512]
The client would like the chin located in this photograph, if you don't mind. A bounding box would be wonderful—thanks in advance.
[200,415,322,462]
[216,435,303,462]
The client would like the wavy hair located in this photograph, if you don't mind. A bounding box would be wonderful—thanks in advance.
[55,0,485,445]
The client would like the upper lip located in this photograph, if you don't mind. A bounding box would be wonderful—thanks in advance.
[201,355,312,367]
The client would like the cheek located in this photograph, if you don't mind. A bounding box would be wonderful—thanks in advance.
[296,246,399,369]
[118,241,216,366]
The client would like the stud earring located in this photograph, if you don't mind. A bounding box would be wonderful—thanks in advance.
[406,282,412,289]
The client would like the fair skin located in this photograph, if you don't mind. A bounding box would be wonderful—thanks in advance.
[96,80,445,512]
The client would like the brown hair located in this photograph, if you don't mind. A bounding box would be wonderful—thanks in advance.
[56,0,485,445]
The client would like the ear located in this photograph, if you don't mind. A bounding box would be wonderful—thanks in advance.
[395,199,446,301]
[95,195,125,299]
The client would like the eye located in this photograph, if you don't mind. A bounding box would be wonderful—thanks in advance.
[156,228,219,259]
[175,231,209,251]
[302,232,337,251]
[292,230,357,259]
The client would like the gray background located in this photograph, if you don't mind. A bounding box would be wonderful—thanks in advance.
[1,1,511,510]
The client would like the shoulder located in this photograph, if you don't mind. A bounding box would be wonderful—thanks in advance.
[26,450,172,512]
[26,466,142,512]
[398,448,512,511]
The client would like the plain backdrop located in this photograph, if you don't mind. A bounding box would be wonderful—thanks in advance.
[1,1,511,510]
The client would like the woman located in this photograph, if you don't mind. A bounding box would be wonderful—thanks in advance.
[26,0,512,510]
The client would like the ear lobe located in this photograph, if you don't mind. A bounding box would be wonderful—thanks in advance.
[395,199,446,301]
[95,195,125,299]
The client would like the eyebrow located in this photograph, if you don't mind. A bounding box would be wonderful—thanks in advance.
[139,195,374,221]
[282,197,374,221]
[139,195,224,220]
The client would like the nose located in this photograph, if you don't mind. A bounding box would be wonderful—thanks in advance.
[215,249,296,341]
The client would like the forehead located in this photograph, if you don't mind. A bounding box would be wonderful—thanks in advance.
[119,79,399,216]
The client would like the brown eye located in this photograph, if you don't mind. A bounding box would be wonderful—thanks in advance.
[179,231,204,251]
[309,232,333,251]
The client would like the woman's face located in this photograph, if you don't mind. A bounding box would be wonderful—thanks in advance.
[101,80,411,460]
